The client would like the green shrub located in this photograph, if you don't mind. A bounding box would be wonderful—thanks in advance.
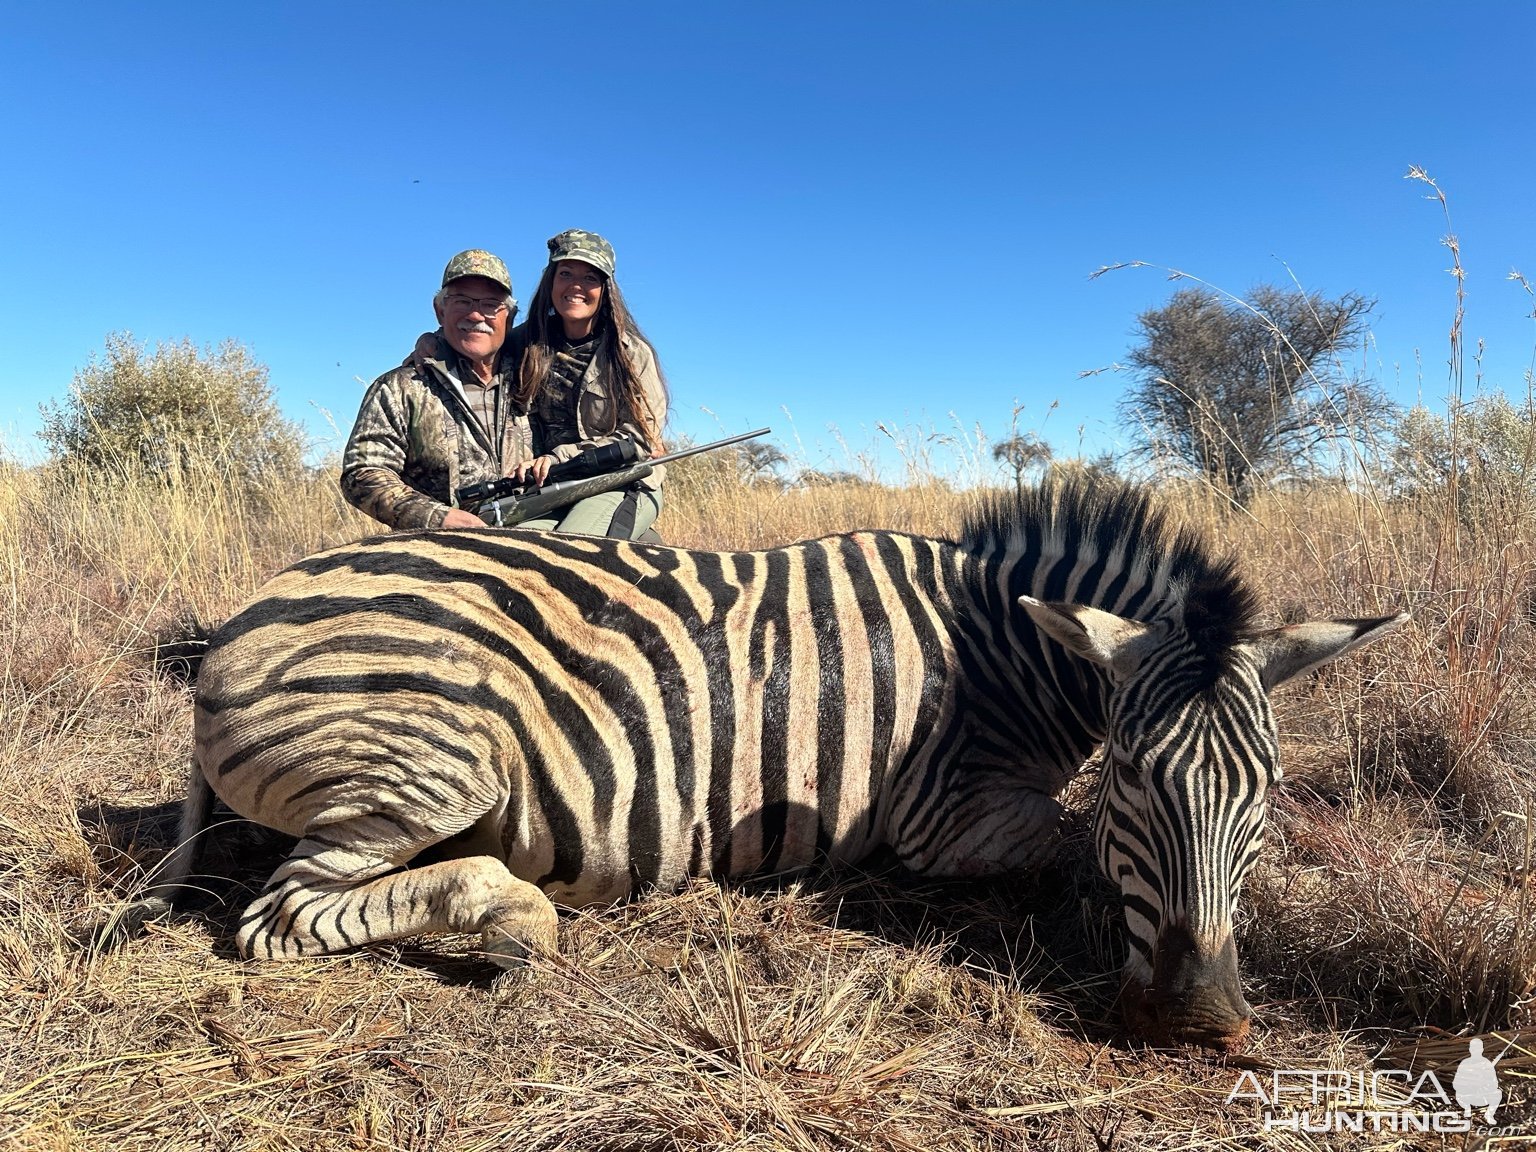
[1389,393,1536,526]
[38,332,307,485]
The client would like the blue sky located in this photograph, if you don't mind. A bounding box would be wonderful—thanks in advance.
[2,3,1533,479]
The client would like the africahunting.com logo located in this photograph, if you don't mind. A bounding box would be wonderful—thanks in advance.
[1226,1036,1530,1136]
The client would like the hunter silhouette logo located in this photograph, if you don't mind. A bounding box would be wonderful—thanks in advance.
[1453,1038,1503,1124]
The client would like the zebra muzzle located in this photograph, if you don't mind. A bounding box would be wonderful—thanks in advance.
[1123,983,1253,1053]
[1123,925,1253,1052]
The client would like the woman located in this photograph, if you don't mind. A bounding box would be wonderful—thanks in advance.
[510,228,669,539]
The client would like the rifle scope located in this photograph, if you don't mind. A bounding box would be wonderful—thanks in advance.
[456,440,642,506]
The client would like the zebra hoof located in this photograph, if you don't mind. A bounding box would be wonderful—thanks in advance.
[484,933,536,970]
[481,916,557,973]
[484,937,550,999]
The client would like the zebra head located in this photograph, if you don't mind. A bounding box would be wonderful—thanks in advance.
[1022,597,1406,1051]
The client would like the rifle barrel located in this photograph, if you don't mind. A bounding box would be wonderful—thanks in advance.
[651,428,772,467]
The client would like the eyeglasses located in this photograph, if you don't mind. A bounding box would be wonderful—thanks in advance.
[443,293,511,316]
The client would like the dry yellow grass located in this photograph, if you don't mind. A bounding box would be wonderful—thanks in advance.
[2,444,1533,1150]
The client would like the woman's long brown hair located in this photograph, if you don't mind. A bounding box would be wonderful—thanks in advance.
[517,265,667,453]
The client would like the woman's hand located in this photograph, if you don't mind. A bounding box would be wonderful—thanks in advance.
[512,455,557,486]
[402,331,441,368]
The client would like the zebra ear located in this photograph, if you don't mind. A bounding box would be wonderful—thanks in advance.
[1249,613,1409,692]
[1019,596,1154,672]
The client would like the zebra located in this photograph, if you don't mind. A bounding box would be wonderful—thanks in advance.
[98,479,1403,1050]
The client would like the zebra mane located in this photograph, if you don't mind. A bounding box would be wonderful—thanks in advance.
[957,478,1261,655]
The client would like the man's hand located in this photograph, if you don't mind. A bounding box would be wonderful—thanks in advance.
[440,508,485,529]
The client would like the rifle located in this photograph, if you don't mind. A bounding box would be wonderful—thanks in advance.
[458,427,772,527]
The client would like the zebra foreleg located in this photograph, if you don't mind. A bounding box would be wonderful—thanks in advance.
[235,833,558,969]
[895,786,1065,878]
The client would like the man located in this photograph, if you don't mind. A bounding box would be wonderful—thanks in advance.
[1453,1038,1503,1124]
[341,249,533,530]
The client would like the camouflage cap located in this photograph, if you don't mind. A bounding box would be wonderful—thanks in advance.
[441,249,513,293]
[546,229,616,278]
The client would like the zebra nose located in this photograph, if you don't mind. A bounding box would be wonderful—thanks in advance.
[1126,922,1253,1052]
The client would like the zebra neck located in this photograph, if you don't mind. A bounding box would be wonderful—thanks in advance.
[946,557,1112,782]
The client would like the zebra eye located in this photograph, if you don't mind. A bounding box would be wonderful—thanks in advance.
[1111,757,1141,786]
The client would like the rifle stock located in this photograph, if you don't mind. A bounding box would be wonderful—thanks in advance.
[470,427,771,527]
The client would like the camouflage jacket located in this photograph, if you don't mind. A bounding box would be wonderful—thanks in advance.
[340,351,534,530]
[511,324,669,490]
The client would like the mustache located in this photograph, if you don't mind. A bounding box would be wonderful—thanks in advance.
[457,321,496,335]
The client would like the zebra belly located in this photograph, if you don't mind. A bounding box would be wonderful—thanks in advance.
[498,681,895,909]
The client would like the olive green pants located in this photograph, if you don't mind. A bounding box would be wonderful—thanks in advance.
[520,488,661,539]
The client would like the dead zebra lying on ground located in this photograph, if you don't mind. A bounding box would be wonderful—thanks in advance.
[97,479,1404,1052]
